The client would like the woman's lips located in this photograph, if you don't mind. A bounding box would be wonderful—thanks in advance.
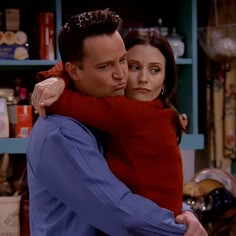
[135,87,150,93]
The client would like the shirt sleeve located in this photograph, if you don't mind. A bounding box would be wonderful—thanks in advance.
[182,203,191,212]
[182,203,198,219]
[36,125,187,236]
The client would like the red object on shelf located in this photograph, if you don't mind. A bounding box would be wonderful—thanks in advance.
[39,12,55,60]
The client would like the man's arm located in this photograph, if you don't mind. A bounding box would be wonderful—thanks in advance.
[28,118,187,236]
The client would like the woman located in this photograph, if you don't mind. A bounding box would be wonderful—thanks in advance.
[33,29,184,217]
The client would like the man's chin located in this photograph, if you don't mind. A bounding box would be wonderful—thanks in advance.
[111,90,125,96]
[97,90,125,97]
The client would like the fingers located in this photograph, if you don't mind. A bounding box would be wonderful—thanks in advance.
[31,96,46,118]
[184,222,207,236]
[31,84,56,106]
[37,104,46,118]
[33,85,55,103]
[183,219,208,236]
[41,96,59,107]
[31,77,65,116]
[31,84,51,117]
[175,215,184,224]
[177,212,207,236]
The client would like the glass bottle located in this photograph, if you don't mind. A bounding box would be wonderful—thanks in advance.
[17,87,29,105]
[157,18,168,37]
[167,28,185,59]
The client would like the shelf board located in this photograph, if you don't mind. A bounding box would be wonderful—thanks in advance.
[176,58,192,64]
[0,134,204,154]
[179,134,204,150]
[0,138,28,154]
[0,59,59,69]
[0,58,192,70]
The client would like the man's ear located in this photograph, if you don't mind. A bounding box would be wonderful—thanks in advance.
[65,62,80,82]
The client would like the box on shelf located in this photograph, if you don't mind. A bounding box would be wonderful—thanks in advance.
[5,9,20,31]
[0,196,21,236]
[0,98,9,138]
[0,31,29,60]
[7,105,33,138]
[39,12,55,60]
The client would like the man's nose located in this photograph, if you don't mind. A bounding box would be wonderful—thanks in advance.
[113,65,126,80]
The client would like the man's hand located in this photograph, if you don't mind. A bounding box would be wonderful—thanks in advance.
[176,211,208,236]
[31,77,65,117]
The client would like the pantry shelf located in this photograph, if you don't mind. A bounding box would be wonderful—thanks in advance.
[0,60,59,70]
[0,134,204,154]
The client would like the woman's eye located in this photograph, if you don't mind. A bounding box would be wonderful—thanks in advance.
[151,67,160,74]
[128,64,139,71]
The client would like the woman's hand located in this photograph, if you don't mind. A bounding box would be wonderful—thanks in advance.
[179,113,188,133]
[31,77,65,117]
[176,211,208,236]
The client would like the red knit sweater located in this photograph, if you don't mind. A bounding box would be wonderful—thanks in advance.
[37,62,183,217]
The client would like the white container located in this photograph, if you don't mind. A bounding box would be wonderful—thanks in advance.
[0,196,21,236]
[0,98,10,138]
[167,28,185,59]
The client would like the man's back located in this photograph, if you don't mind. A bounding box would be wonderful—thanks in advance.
[27,115,98,235]
[26,114,190,236]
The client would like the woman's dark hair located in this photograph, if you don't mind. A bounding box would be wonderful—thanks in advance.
[58,8,122,65]
[124,28,183,143]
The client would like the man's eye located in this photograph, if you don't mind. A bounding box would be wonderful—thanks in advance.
[120,58,126,64]
[98,64,110,69]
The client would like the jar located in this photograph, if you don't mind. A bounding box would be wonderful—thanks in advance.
[167,28,185,59]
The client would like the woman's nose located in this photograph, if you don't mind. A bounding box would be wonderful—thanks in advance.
[138,73,148,83]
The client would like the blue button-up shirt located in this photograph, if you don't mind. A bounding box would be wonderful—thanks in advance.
[27,115,188,236]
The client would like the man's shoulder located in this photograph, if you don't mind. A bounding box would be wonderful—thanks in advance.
[27,115,100,175]
[34,114,86,130]
[30,115,99,145]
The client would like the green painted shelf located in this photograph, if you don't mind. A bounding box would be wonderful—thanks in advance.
[0,58,191,67]
[0,0,204,154]
[0,138,28,154]
[0,134,204,154]
[0,60,59,70]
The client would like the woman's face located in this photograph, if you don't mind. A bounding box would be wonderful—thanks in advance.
[125,44,166,101]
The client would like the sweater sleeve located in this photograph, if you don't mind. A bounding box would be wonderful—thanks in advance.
[36,61,70,86]
[47,89,143,134]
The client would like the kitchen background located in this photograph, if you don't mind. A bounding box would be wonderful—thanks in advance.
[0,0,236,235]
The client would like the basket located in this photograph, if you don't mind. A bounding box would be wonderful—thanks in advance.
[198,23,236,63]
[0,195,21,236]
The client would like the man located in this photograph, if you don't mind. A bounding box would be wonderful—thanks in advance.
[28,9,207,235]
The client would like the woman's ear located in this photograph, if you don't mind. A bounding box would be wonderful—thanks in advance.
[65,62,80,82]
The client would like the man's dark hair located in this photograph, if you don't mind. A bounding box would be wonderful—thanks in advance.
[58,8,122,65]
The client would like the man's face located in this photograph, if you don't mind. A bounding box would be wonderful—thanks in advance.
[75,31,128,97]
